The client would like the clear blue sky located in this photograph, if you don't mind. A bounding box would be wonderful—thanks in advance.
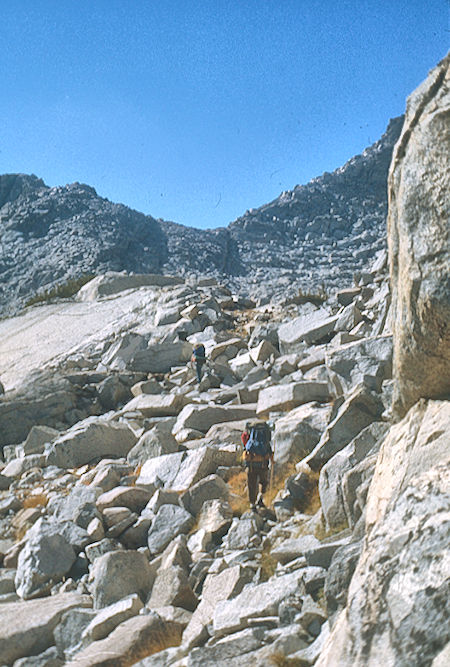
[1,1,448,229]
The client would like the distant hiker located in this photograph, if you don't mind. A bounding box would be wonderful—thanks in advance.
[242,421,273,511]
[191,343,206,383]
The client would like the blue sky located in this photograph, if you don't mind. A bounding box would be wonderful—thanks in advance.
[0,1,448,229]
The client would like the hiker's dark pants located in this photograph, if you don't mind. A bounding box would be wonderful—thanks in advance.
[195,359,205,383]
[247,464,269,504]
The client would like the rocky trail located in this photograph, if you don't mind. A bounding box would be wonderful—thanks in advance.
[0,54,448,667]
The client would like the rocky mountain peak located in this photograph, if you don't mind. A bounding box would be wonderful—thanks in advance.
[0,173,46,209]
[0,116,403,316]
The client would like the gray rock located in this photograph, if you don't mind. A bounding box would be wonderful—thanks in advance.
[103,507,138,537]
[136,451,185,490]
[271,535,321,565]
[23,425,60,455]
[182,564,253,649]
[78,273,184,302]
[337,287,361,307]
[223,515,262,551]
[0,568,16,595]
[196,499,233,542]
[257,381,329,417]
[119,392,187,418]
[130,340,193,374]
[47,485,101,529]
[317,399,450,666]
[12,645,63,666]
[342,453,379,528]
[213,571,303,637]
[278,308,338,353]
[120,516,152,549]
[172,404,256,439]
[85,538,123,563]
[81,593,143,642]
[147,504,194,556]
[101,332,148,371]
[15,519,78,599]
[2,454,46,478]
[388,54,450,417]
[90,549,154,608]
[305,384,383,471]
[187,627,267,666]
[96,375,131,410]
[148,565,198,611]
[0,592,91,665]
[0,472,12,490]
[54,607,97,661]
[145,488,180,515]
[304,538,350,569]
[319,421,389,531]
[274,402,332,466]
[0,494,22,516]
[96,486,153,513]
[170,446,237,492]
[62,612,183,666]
[326,335,393,396]
[180,474,230,515]
[324,541,362,621]
[47,419,137,469]
[127,420,178,465]
[334,302,363,332]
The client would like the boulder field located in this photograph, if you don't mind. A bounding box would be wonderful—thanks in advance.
[0,54,448,666]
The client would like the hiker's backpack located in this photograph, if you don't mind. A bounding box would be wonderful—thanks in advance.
[245,422,271,458]
[192,343,206,360]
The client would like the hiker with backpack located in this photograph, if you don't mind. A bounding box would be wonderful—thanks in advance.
[191,343,206,383]
[242,421,274,511]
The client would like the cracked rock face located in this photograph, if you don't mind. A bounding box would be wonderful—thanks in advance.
[388,53,450,417]
[317,399,450,667]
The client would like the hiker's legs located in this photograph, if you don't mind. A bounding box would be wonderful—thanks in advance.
[195,360,204,383]
[259,467,269,495]
[247,467,259,505]
[257,467,269,505]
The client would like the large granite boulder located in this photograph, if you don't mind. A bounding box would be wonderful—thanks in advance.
[89,549,154,608]
[119,393,187,418]
[147,505,194,556]
[387,53,450,417]
[172,405,256,439]
[183,564,253,649]
[273,402,332,465]
[305,385,384,471]
[15,519,80,599]
[278,308,338,353]
[46,418,137,469]
[257,382,329,417]
[0,593,91,665]
[77,272,184,301]
[64,613,182,666]
[319,422,389,531]
[326,335,393,396]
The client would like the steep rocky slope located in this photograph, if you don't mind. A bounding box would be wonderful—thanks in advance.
[0,57,448,667]
[0,116,402,316]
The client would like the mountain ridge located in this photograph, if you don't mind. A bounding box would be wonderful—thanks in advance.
[0,116,403,315]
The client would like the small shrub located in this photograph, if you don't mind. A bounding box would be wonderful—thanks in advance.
[259,544,278,582]
[24,274,95,307]
[266,653,308,667]
[23,493,48,509]
[265,461,299,508]
[227,469,250,516]
[314,517,349,542]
